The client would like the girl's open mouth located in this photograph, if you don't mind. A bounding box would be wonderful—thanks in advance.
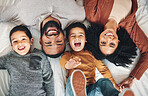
[74,42,81,47]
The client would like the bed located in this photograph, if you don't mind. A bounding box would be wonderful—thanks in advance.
[0,0,148,96]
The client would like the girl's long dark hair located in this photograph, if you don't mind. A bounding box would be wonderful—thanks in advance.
[86,23,137,67]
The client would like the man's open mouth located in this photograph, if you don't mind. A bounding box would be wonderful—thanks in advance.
[45,28,60,36]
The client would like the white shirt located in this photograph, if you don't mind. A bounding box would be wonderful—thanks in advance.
[47,56,67,96]
[109,0,132,24]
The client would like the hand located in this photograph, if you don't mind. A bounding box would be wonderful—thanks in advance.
[118,77,136,90]
[65,57,81,69]
[114,83,121,92]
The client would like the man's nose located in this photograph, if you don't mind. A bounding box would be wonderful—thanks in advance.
[47,34,59,38]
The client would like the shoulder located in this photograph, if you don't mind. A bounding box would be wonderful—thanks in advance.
[31,48,47,59]
[62,51,72,56]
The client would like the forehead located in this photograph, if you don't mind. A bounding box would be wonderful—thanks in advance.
[70,27,85,34]
[11,31,26,37]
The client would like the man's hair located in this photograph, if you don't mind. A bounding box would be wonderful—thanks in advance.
[9,25,32,43]
[40,21,64,38]
[86,23,137,67]
[41,46,66,58]
[65,22,87,39]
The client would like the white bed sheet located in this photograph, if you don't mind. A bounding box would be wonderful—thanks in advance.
[0,0,147,96]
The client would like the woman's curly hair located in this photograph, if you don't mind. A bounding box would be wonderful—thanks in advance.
[86,23,137,67]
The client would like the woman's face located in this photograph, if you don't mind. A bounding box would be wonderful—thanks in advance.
[99,29,119,55]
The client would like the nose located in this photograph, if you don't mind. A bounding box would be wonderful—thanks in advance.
[75,36,80,41]
[18,41,23,45]
[47,34,59,39]
[104,35,114,39]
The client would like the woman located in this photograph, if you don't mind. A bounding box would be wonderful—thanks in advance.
[84,0,148,89]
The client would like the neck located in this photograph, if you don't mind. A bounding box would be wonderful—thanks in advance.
[104,18,118,32]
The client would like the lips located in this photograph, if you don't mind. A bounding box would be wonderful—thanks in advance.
[18,46,25,51]
[45,28,59,36]
[105,32,114,37]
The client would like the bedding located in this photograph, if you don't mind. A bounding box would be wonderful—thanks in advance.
[0,0,147,96]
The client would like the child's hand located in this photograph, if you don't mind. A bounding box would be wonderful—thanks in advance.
[65,57,81,69]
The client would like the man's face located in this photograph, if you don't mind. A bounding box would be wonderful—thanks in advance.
[40,19,65,56]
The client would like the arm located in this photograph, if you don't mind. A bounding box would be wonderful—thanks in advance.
[60,52,81,69]
[42,57,54,96]
[119,22,148,89]
[95,59,116,84]
[129,23,148,79]
[0,56,7,69]
[95,59,120,90]
[84,0,114,25]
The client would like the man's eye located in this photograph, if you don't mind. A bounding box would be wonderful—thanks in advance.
[45,45,52,46]
[45,42,51,44]
[45,42,52,46]
[57,44,63,46]
[71,35,75,37]
[57,40,62,43]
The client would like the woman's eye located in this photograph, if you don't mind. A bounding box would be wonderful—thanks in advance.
[110,43,115,46]
[22,38,26,40]
[101,41,106,44]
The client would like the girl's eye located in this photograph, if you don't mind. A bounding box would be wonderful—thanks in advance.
[79,34,83,37]
[12,41,18,44]
[22,38,26,40]
[13,41,18,43]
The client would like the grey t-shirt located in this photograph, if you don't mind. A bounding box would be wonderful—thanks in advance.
[0,48,54,96]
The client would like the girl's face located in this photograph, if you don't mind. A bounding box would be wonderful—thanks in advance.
[11,31,33,55]
[68,27,86,52]
[99,29,119,55]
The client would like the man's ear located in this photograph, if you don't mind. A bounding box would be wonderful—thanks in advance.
[30,38,34,45]
[39,38,42,45]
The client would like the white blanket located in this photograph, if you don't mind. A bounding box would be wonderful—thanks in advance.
[0,0,148,96]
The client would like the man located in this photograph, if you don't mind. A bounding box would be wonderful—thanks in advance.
[40,16,67,96]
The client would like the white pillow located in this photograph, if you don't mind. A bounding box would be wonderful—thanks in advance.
[0,21,15,96]
[28,26,41,50]
[136,0,148,37]
[0,22,16,56]
[0,0,85,30]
